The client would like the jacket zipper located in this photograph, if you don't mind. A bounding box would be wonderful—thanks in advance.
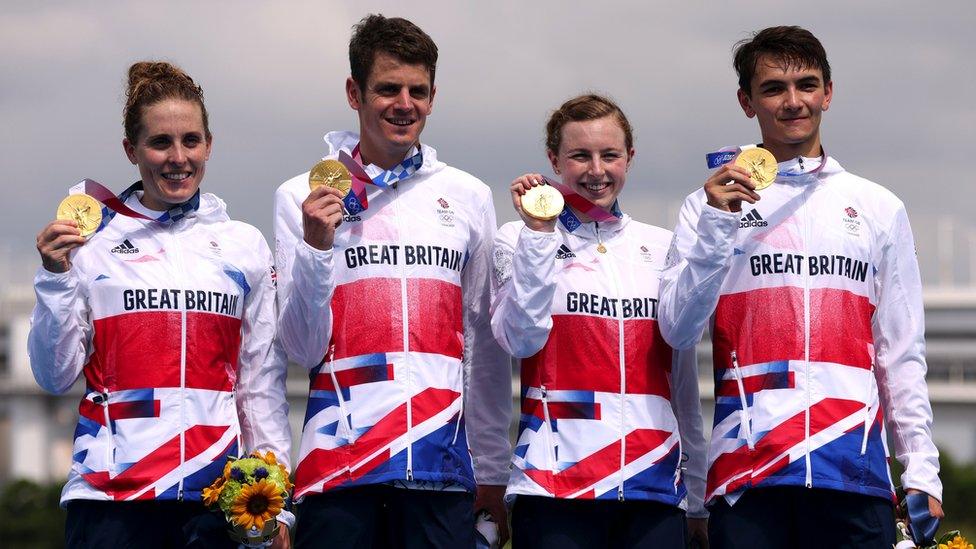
[171,229,189,501]
[391,185,414,481]
[801,190,813,488]
[597,223,628,501]
[730,351,754,449]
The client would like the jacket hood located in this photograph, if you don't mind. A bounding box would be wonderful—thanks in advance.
[322,131,446,176]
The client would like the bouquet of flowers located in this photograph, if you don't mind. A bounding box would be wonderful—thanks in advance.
[896,521,972,549]
[203,450,292,548]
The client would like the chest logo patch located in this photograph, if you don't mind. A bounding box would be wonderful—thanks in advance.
[843,206,862,237]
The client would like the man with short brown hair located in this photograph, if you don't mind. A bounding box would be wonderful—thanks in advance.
[274,14,511,548]
[660,25,944,548]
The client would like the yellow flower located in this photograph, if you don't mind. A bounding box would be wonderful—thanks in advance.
[230,479,284,531]
[202,482,223,506]
[260,451,279,467]
[278,464,293,492]
[940,535,974,549]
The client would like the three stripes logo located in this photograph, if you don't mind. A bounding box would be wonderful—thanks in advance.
[110,239,140,255]
[739,209,768,228]
[555,244,576,259]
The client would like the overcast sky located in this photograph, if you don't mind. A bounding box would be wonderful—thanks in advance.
[2,0,974,288]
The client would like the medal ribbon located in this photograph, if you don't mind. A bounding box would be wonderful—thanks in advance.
[334,144,424,214]
[74,179,201,232]
[705,144,828,177]
[539,176,622,233]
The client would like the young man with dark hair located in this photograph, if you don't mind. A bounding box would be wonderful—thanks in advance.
[274,14,512,548]
[660,25,944,548]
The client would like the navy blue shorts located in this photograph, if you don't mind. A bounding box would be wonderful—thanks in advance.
[294,485,475,549]
[708,486,895,549]
[65,499,238,548]
[510,495,688,549]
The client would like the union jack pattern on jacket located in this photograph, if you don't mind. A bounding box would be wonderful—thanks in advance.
[492,217,707,514]
[660,156,942,504]
[29,192,289,505]
[274,132,511,500]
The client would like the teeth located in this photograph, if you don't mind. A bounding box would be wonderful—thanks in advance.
[584,182,610,191]
[163,173,189,181]
[387,118,414,126]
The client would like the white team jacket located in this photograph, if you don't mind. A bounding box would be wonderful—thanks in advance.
[28,191,290,508]
[275,131,512,499]
[492,216,707,516]
[660,156,942,504]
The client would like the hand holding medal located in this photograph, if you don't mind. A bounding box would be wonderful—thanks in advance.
[36,193,102,273]
[303,160,350,251]
[511,173,562,232]
[702,144,774,213]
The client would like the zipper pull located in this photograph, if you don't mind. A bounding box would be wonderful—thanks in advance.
[406,468,414,482]
[617,488,624,501]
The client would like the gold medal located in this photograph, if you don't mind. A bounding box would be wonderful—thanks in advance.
[309,159,352,195]
[521,184,564,221]
[734,147,778,191]
[56,194,102,237]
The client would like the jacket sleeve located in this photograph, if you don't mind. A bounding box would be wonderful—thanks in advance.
[234,234,296,528]
[490,225,560,358]
[274,183,336,370]
[235,233,292,466]
[669,347,708,518]
[28,266,91,394]
[871,205,942,501]
[659,193,739,350]
[464,194,514,486]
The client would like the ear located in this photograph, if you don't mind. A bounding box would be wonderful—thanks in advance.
[346,77,362,111]
[821,80,833,112]
[123,138,138,165]
[626,147,635,169]
[426,84,436,114]
[547,149,560,175]
[205,135,213,161]
[737,89,756,118]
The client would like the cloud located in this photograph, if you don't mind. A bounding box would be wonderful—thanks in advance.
[2,0,974,287]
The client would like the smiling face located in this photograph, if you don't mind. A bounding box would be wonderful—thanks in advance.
[738,54,833,160]
[346,52,435,169]
[548,116,634,212]
[123,98,211,211]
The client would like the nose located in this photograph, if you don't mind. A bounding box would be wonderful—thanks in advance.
[169,144,187,165]
[394,88,412,110]
[784,86,802,110]
[587,155,607,178]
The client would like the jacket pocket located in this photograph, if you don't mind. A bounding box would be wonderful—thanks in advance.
[540,385,558,470]
[860,362,876,455]
[92,390,116,469]
[730,351,754,450]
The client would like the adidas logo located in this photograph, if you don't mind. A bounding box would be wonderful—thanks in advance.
[555,244,576,259]
[110,239,140,254]
[739,209,768,228]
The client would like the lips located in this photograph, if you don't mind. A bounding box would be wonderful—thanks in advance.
[163,172,191,181]
[385,117,415,127]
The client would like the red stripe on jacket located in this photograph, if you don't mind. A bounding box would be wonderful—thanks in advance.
[713,287,875,370]
[89,312,242,391]
[329,278,463,360]
[522,315,671,398]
